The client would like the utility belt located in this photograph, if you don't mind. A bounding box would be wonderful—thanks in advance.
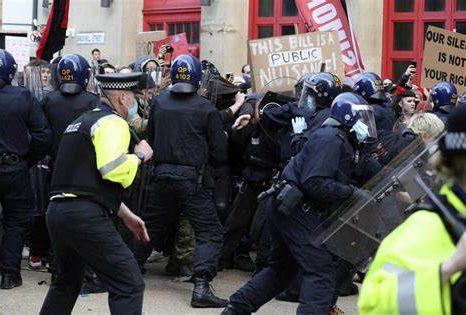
[0,153,21,165]
[154,163,212,189]
[258,180,309,216]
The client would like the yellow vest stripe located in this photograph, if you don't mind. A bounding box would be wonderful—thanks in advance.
[383,263,418,315]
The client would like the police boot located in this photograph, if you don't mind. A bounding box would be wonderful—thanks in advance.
[191,277,228,308]
[220,304,250,315]
[1,272,22,289]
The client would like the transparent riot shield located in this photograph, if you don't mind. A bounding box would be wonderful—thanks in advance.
[312,133,444,267]
[260,76,299,100]
[23,63,45,100]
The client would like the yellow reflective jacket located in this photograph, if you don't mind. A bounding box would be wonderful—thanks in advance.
[358,183,466,315]
[91,110,140,189]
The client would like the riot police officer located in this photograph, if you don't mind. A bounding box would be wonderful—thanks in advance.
[42,54,97,159]
[291,72,342,154]
[0,49,51,289]
[430,81,458,124]
[131,54,228,308]
[222,92,374,315]
[40,73,153,315]
[353,72,395,131]
[39,54,100,291]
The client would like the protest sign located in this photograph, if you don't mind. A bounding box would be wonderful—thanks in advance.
[154,33,190,63]
[295,0,365,78]
[135,31,166,56]
[248,31,344,93]
[5,36,32,72]
[422,26,466,94]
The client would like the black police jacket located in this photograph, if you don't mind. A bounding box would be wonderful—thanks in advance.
[0,84,51,169]
[41,90,97,159]
[231,122,282,182]
[282,125,356,211]
[148,91,228,168]
[50,110,123,211]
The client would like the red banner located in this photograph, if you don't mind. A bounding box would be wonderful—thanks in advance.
[295,0,365,78]
[154,33,190,63]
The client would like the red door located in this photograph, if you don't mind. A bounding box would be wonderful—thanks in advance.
[249,0,305,39]
[143,0,201,57]
[383,0,466,85]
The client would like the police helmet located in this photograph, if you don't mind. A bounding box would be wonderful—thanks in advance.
[298,72,342,111]
[353,72,385,103]
[170,54,202,94]
[458,92,466,107]
[430,81,458,111]
[0,49,17,84]
[57,54,91,94]
[330,92,368,127]
[295,73,313,98]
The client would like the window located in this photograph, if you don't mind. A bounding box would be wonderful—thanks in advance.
[395,0,414,12]
[142,1,201,58]
[167,22,200,44]
[393,22,414,50]
[149,24,164,31]
[383,0,466,83]
[250,0,304,39]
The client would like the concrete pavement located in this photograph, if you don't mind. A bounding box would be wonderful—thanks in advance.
[0,259,358,315]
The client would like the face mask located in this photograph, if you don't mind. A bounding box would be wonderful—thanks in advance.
[127,98,138,120]
[350,120,370,143]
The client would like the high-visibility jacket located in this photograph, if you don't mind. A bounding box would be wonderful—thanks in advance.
[358,183,466,315]
[51,107,139,211]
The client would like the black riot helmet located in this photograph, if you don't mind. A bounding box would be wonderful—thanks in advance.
[297,72,343,113]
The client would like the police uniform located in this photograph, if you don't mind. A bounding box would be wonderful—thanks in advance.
[0,50,52,289]
[42,90,97,158]
[359,104,466,315]
[40,73,145,315]
[223,92,374,315]
[130,54,228,308]
[359,184,463,315]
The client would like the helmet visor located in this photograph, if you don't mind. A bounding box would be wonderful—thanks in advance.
[351,104,377,142]
[298,83,317,114]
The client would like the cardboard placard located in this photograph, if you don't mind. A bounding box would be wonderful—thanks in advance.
[422,26,466,94]
[248,31,344,93]
[135,31,166,56]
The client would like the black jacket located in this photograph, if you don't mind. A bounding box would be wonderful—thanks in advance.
[41,90,97,158]
[148,91,228,168]
[0,85,51,169]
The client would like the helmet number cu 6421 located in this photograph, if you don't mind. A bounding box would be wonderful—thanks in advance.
[61,69,74,81]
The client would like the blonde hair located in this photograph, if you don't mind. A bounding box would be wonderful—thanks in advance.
[407,113,444,139]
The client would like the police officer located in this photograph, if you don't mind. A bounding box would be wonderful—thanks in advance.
[291,72,342,155]
[41,54,97,159]
[359,104,466,314]
[131,54,228,308]
[222,92,373,315]
[353,72,395,132]
[430,81,458,124]
[40,73,153,315]
[39,54,101,292]
[0,49,51,289]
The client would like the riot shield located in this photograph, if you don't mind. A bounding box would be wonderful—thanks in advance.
[312,133,444,267]
[23,63,45,100]
[260,76,298,100]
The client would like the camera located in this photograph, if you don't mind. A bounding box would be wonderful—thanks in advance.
[166,45,174,54]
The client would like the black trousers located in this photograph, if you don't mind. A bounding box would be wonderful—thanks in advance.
[132,178,223,281]
[40,199,145,315]
[0,168,35,274]
[221,181,264,261]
